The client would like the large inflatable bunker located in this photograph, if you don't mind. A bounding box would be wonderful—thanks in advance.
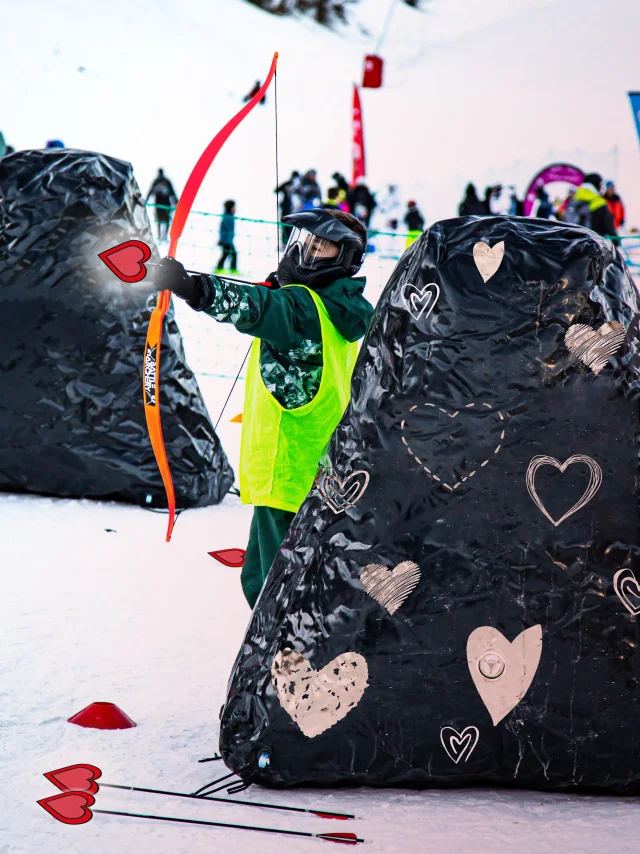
[220,216,640,793]
[0,149,233,507]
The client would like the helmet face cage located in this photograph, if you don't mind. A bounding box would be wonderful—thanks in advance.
[284,227,344,271]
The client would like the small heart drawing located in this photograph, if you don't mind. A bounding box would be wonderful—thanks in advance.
[360,561,421,614]
[271,648,369,739]
[440,726,479,764]
[37,791,95,825]
[44,763,102,795]
[467,625,543,726]
[401,282,440,321]
[317,467,369,514]
[526,454,602,527]
[473,241,505,283]
[613,568,640,616]
[565,321,625,375]
[401,401,506,492]
[98,240,151,283]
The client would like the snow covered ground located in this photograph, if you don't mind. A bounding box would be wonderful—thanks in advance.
[2,365,640,853]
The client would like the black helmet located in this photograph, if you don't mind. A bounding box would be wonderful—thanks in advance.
[279,209,365,286]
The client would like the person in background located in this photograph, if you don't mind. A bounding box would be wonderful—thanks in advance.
[604,181,625,231]
[331,172,351,201]
[146,168,178,242]
[215,200,238,275]
[298,169,322,210]
[336,189,350,212]
[404,200,425,248]
[567,172,616,237]
[154,208,374,608]
[276,170,301,243]
[458,183,486,216]
[320,187,341,209]
[531,185,553,219]
[558,187,577,222]
[243,80,266,104]
[347,177,377,228]
[377,184,402,230]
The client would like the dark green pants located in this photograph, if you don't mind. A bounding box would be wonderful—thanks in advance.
[241,506,295,608]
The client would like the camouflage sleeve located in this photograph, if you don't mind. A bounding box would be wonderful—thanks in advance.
[202,278,322,351]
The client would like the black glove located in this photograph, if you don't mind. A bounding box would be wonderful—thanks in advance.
[154,257,216,311]
[264,271,280,289]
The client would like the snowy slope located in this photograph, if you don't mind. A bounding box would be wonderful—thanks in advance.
[1,0,638,228]
[3,486,640,854]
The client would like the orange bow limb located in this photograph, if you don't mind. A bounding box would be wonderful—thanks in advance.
[144,52,279,542]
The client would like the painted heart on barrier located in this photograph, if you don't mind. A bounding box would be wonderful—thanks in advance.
[526,454,602,527]
[271,649,369,738]
[473,241,505,282]
[400,401,506,493]
[440,726,479,764]
[467,625,543,726]
[565,321,625,375]
[401,282,440,321]
[317,467,370,514]
[44,763,102,794]
[360,561,421,614]
[613,568,640,616]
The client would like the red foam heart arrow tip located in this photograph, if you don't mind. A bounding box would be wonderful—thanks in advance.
[44,763,102,794]
[208,548,246,567]
[99,240,151,283]
[37,791,95,825]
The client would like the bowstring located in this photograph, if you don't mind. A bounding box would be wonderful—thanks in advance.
[211,62,280,439]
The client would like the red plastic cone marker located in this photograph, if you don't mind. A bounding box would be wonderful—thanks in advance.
[68,702,136,730]
[208,548,246,567]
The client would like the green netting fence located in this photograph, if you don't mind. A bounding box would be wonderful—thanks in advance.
[146,203,640,381]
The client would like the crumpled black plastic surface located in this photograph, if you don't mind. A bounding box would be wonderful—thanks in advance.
[0,149,233,507]
[220,216,640,793]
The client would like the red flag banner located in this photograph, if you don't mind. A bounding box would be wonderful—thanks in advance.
[352,84,366,185]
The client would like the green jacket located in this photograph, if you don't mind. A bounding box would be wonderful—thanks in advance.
[203,275,373,409]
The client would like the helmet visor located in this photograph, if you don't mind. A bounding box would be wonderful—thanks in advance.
[284,227,342,270]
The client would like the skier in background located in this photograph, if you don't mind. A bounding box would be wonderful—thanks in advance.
[243,80,266,104]
[459,183,486,216]
[215,200,238,274]
[565,173,616,236]
[404,199,425,248]
[347,177,377,227]
[298,169,322,209]
[146,168,178,242]
[275,170,301,244]
[320,187,341,209]
[604,181,625,231]
[530,186,553,219]
[154,208,374,608]
[377,184,401,230]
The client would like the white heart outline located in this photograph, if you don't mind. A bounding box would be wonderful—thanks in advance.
[526,454,602,527]
[440,726,479,764]
[401,282,440,321]
[613,568,640,617]
[316,467,370,515]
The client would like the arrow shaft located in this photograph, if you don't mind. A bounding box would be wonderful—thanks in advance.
[93,808,364,843]
[100,782,353,819]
